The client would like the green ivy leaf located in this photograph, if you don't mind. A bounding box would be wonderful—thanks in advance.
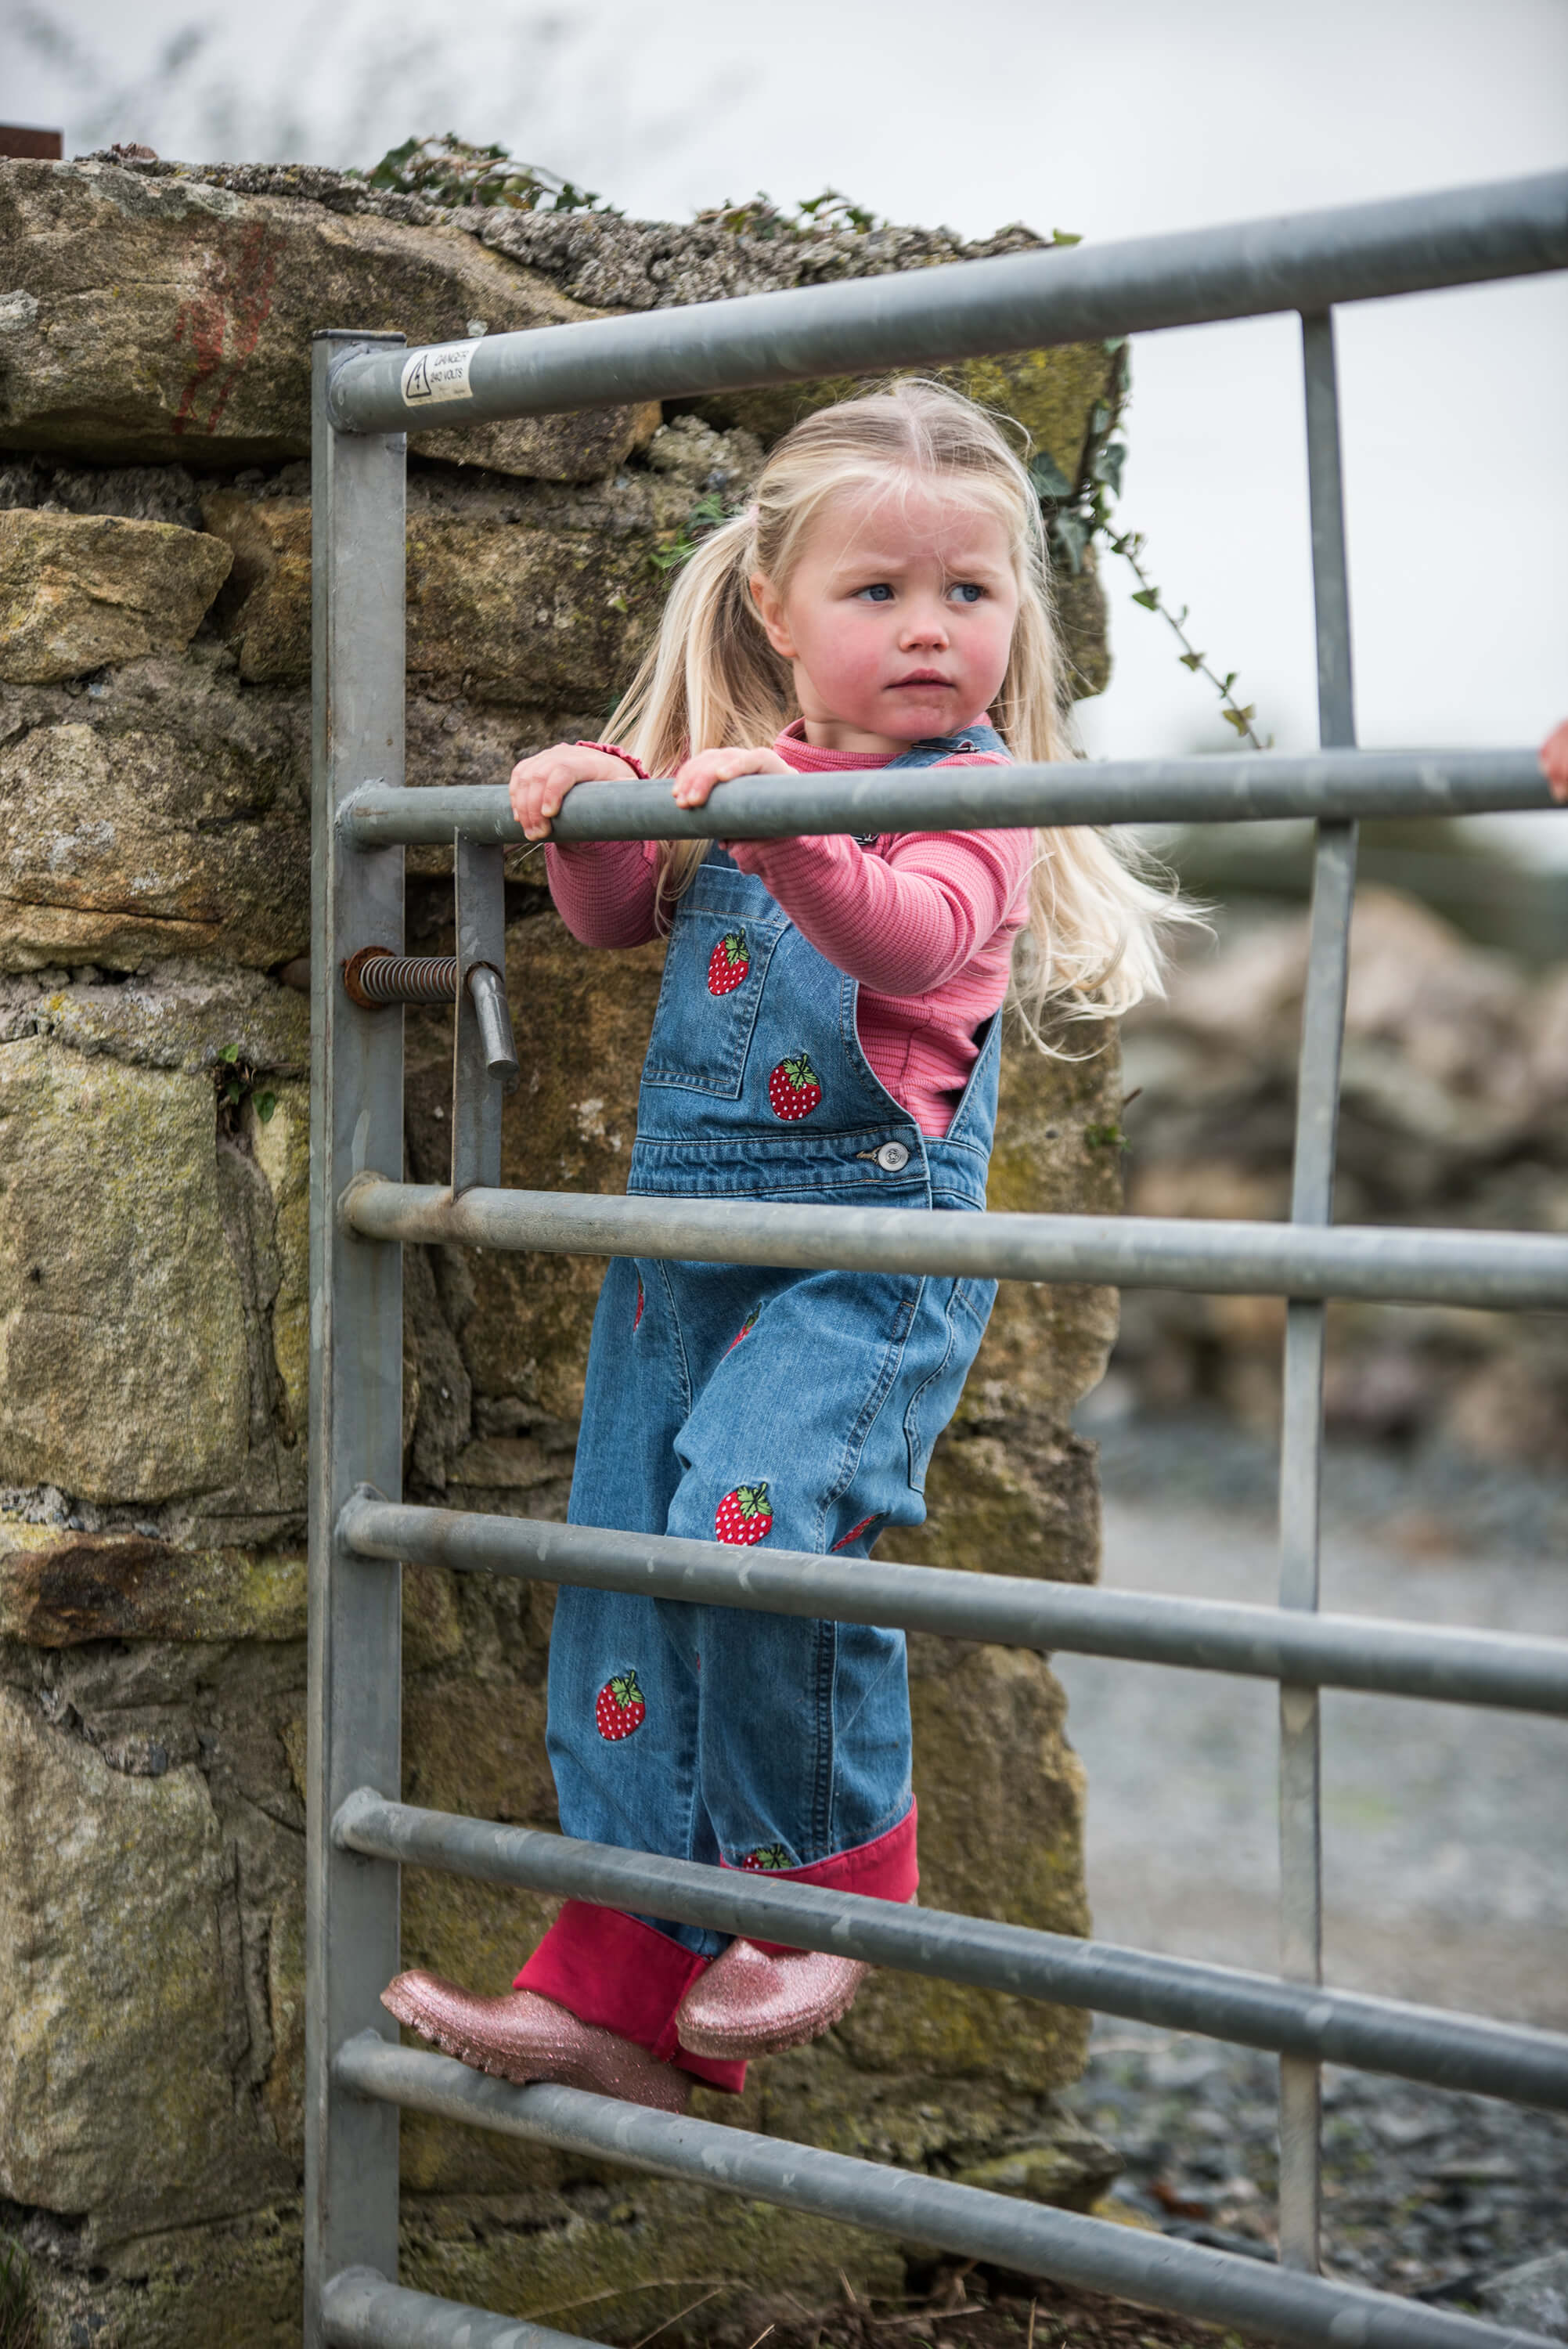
[1051,228,1083,246]
[1130,587,1161,611]
[1051,512,1088,575]
[1092,442,1126,496]
[1178,651,1205,671]
[218,1042,240,1064]
[1221,705,1257,734]
[254,1092,277,1124]
[1028,452,1075,502]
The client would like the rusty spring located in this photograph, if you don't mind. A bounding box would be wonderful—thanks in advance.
[342,948,458,1007]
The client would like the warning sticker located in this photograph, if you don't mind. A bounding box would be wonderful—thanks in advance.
[401,342,477,407]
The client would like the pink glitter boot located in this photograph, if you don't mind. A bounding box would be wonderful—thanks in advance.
[672,1938,871,2059]
[382,1969,690,2113]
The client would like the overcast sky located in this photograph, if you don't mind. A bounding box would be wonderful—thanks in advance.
[7,0,1567,855]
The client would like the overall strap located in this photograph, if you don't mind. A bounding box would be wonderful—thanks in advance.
[884,723,1010,771]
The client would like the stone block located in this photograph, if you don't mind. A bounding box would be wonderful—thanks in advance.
[0,159,659,478]
[0,1521,305,1644]
[0,666,309,969]
[18,2205,305,2349]
[950,2113,1123,2213]
[971,1022,1123,1422]
[13,960,308,1078]
[406,911,668,1420]
[1474,2252,1568,2343]
[0,1037,250,1500]
[200,465,687,702]
[0,507,232,683]
[248,1079,311,1448]
[0,1683,293,2239]
[817,1638,1089,2094]
[198,490,312,684]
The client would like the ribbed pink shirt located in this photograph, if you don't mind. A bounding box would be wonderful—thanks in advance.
[543,723,1031,1137]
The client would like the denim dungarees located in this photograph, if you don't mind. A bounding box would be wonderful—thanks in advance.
[521,730,1008,2071]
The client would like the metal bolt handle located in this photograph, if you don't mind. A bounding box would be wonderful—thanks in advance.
[467,964,519,1088]
[341,947,519,1088]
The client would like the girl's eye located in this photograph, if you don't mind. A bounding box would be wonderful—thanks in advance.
[947,582,985,604]
[855,583,896,603]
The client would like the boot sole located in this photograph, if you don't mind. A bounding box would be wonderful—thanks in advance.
[381,1981,688,2110]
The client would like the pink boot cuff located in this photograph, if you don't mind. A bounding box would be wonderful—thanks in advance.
[516,1903,747,2095]
[724,1803,918,1955]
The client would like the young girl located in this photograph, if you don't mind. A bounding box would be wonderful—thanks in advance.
[384,378,1184,2111]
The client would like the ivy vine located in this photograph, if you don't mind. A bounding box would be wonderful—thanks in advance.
[214,1043,276,1132]
[649,493,735,573]
[354,134,615,216]
[693,187,883,240]
[1029,341,1267,749]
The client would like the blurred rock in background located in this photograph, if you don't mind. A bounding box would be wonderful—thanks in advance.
[1101,872,1568,1478]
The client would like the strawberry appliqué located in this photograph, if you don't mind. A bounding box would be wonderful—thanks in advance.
[594,1670,647,1741]
[716,1482,773,1545]
[708,929,750,996]
[724,1306,759,1356]
[768,1052,822,1121]
[741,1842,791,1872]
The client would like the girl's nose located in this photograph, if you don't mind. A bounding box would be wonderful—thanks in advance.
[901,604,950,648]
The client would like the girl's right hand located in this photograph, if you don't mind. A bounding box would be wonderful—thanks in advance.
[509,743,639,841]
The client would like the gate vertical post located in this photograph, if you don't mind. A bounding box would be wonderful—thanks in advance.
[1278,306,1359,2274]
[305,329,409,2343]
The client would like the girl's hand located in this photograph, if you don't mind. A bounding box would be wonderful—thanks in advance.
[672,745,791,810]
[1541,720,1568,806]
[509,744,638,840]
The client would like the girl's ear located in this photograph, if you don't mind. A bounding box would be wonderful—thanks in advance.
[749,571,796,662]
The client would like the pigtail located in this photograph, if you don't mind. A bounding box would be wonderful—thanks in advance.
[983,489,1205,1052]
[606,512,795,912]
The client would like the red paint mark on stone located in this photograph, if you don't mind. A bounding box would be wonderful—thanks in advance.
[172,222,283,437]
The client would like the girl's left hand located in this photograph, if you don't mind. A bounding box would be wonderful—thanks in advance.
[672,745,791,809]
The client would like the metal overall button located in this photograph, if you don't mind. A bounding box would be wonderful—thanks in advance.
[876,1140,911,1172]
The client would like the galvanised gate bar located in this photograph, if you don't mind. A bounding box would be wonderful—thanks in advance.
[307,171,1568,2349]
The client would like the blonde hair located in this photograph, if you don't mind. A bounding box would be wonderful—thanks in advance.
[606,377,1199,1048]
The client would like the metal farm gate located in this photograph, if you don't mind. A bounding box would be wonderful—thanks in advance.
[305,171,1568,2349]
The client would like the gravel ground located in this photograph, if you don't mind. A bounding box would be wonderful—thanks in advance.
[1066,2024,1568,2300]
[1060,1412,1568,2026]
[1045,1409,1568,2303]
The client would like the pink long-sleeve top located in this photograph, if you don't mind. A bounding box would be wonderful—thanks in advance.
[543,723,1031,1138]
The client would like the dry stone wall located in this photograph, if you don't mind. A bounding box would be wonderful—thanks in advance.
[0,154,1124,2349]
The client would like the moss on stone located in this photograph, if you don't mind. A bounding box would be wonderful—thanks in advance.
[399,2181,905,2344]
[686,344,1118,481]
[29,2203,304,2349]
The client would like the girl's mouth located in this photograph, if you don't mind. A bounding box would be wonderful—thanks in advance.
[891,671,953,688]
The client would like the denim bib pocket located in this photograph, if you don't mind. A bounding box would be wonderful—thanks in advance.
[642,897,788,1100]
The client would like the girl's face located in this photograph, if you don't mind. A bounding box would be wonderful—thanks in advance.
[750,478,1020,755]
